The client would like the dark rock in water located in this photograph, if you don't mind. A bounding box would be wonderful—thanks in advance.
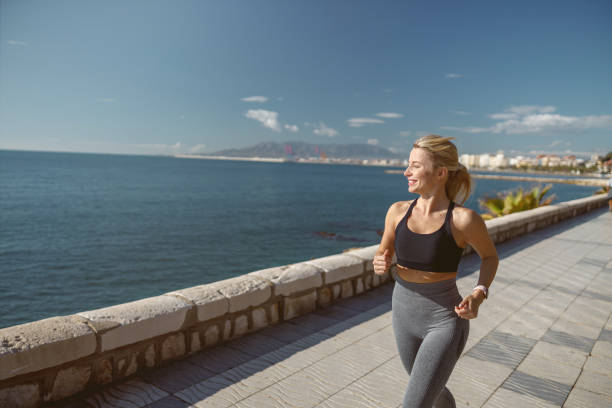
[314,231,367,242]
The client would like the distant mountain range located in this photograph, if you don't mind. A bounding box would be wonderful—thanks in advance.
[208,141,402,159]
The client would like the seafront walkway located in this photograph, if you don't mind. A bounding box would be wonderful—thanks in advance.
[62,207,612,408]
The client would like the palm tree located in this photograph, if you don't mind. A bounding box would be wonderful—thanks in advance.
[480,184,556,220]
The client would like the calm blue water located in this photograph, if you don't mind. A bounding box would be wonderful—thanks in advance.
[0,150,599,328]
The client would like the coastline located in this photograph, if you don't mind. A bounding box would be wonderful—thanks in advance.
[172,154,400,168]
[173,154,286,163]
[385,169,608,187]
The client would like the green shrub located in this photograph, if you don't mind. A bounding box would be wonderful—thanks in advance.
[479,184,555,220]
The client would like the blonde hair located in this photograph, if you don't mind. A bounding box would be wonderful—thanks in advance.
[413,134,472,204]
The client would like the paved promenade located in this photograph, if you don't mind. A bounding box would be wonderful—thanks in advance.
[62,208,612,408]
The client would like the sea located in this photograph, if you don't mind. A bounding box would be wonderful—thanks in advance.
[0,150,601,329]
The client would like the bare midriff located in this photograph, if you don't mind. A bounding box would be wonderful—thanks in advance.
[395,264,458,283]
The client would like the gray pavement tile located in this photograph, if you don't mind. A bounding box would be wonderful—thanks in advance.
[313,303,363,321]
[184,345,254,374]
[550,316,602,340]
[575,370,612,399]
[583,353,612,376]
[140,360,216,394]
[528,340,588,368]
[466,330,536,368]
[319,312,391,341]
[580,289,612,303]
[258,332,350,372]
[256,321,318,344]
[516,354,582,386]
[84,378,169,408]
[501,370,571,406]
[315,356,408,408]
[563,387,612,408]
[447,356,512,407]
[578,257,607,268]
[548,283,583,298]
[590,340,612,358]
[285,312,340,332]
[363,302,392,317]
[145,396,192,408]
[220,354,294,391]
[571,296,612,317]
[356,324,397,352]
[598,328,612,342]
[484,387,560,408]
[235,366,345,408]
[541,328,595,353]
[224,332,286,358]
[496,310,556,340]
[334,290,391,312]
[175,372,251,407]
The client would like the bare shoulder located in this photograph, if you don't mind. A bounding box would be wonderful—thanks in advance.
[451,204,485,230]
[385,200,412,224]
[388,200,413,216]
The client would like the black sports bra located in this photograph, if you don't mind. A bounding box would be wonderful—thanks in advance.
[394,198,464,273]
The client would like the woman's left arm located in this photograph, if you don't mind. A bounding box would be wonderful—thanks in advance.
[454,209,499,319]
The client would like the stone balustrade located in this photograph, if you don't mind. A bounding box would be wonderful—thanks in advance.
[0,193,608,407]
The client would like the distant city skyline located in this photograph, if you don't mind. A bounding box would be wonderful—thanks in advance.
[1,1,611,157]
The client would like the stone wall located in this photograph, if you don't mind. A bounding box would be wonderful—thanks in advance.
[0,194,608,407]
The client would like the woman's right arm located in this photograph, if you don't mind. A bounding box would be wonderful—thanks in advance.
[373,202,401,275]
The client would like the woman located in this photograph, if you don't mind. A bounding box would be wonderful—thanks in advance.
[373,135,498,408]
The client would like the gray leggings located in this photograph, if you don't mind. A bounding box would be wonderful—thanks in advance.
[391,272,469,408]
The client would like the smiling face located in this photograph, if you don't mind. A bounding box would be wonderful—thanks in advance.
[404,147,445,194]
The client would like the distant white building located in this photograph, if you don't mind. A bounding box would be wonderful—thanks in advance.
[459,154,479,168]
[489,152,509,168]
[478,154,490,168]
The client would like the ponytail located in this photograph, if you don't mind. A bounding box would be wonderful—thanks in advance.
[445,163,471,205]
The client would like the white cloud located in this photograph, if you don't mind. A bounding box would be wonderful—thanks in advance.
[579,115,612,128]
[313,122,339,137]
[189,144,207,153]
[376,112,404,118]
[284,124,299,132]
[7,40,28,46]
[415,131,430,138]
[489,113,518,120]
[367,138,379,145]
[450,110,471,116]
[506,105,556,115]
[445,73,463,79]
[490,113,612,134]
[444,104,612,135]
[241,96,268,103]
[347,117,385,127]
[244,109,281,132]
[399,130,412,137]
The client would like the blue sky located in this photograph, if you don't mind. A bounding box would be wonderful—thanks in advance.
[1,0,611,157]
